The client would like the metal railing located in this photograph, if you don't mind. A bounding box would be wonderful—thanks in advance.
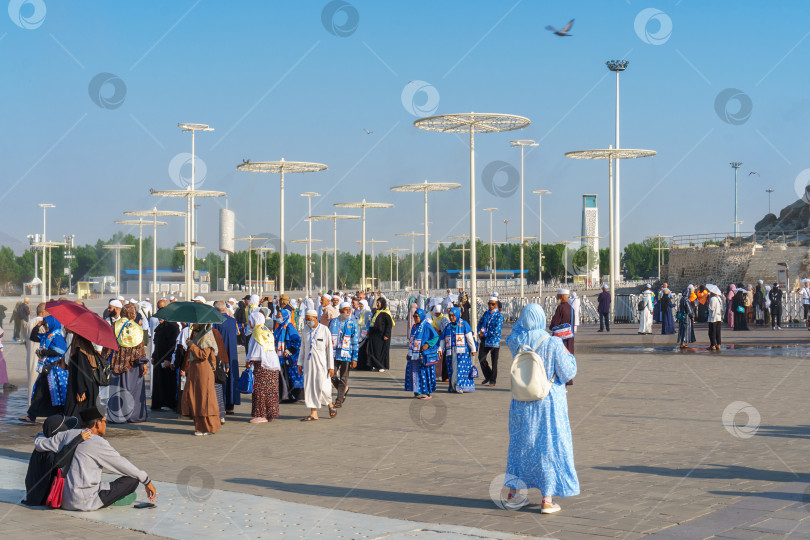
[670,230,804,248]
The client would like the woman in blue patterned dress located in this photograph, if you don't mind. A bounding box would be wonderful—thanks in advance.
[438,307,476,393]
[503,303,579,514]
[405,309,438,399]
[274,308,303,402]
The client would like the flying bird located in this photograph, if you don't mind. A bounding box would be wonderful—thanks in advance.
[749,171,760,176]
[363,129,373,135]
[242,159,251,164]
[546,19,574,36]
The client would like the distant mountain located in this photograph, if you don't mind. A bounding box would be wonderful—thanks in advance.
[0,231,29,255]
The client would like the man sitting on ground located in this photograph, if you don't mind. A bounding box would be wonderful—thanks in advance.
[33,406,156,510]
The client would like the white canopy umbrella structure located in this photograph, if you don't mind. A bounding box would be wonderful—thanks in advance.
[391,181,460,292]
[291,237,321,295]
[236,159,327,295]
[114,218,168,301]
[124,209,186,302]
[510,139,538,300]
[395,231,425,290]
[356,239,387,289]
[307,213,360,291]
[150,187,224,299]
[414,112,531,325]
[383,248,409,288]
[234,236,268,297]
[334,199,393,291]
[565,147,656,314]
[103,244,134,297]
[299,192,321,298]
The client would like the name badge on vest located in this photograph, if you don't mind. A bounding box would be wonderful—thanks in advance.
[340,335,351,358]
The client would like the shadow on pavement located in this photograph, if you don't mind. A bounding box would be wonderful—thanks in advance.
[226,477,495,509]
[593,464,801,483]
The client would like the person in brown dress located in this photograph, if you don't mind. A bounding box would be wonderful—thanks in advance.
[550,289,576,387]
[180,324,221,436]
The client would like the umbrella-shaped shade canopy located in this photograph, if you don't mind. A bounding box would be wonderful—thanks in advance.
[45,300,119,351]
[153,301,225,324]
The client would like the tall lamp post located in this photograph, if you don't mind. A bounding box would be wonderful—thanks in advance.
[292,238,321,294]
[391,180,460,292]
[237,159,328,296]
[565,147,656,317]
[483,208,498,287]
[63,234,75,295]
[555,241,575,286]
[307,213,360,291]
[37,203,55,302]
[430,240,453,289]
[766,188,775,214]
[395,232,425,290]
[300,192,321,297]
[511,139,537,300]
[312,247,334,290]
[606,60,628,280]
[103,244,134,296]
[649,235,672,283]
[383,248,409,288]
[414,112,531,326]
[234,236,268,296]
[730,162,742,237]
[532,190,550,292]
[334,199,394,291]
[255,246,275,294]
[114,218,168,301]
[449,235,479,291]
[124,209,185,301]
[356,239,388,289]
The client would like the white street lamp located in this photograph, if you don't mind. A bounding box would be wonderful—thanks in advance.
[237,159,328,295]
[307,213,360,291]
[234,236,268,296]
[511,139,538,300]
[115,218,168,301]
[532,190,550,292]
[124,208,186,301]
[37,203,55,301]
[356,239,387,289]
[414,112,530,327]
[391,181,460,292]
[483,208,498,288]
[103,244,134,297]
[395,231,425,290]
[335,199,393,291]
[300,192,321,297]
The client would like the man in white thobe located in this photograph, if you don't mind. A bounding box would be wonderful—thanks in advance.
[298,309,335,420]
[638,285,654,334]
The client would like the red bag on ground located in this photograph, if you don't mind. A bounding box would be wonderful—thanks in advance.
[45,469,65,508]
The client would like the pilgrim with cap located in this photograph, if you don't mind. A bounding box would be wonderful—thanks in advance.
[477,295,504,386]
[638,284,655,335]
[298,307,335,421]
[328,301,359,409]
[551,289,576,355]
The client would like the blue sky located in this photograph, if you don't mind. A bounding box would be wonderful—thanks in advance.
[2,0,809,257]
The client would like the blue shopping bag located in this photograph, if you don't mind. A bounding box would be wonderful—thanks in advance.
[238,365,254,394]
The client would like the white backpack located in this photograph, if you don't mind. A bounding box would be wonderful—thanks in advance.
[510,337,555,402]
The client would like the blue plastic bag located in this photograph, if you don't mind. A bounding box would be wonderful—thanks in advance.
[238,365,254,394]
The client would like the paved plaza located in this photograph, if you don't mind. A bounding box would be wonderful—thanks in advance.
[1,313,809,539]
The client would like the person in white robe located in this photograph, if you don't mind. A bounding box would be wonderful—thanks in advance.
[638,286,654,334]
[298,309,335,421]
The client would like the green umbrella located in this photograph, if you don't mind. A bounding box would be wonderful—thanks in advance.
[153,301,225,324]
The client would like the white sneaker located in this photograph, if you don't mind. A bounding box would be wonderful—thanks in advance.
[777,326,782,330]
[193,431,211,436]
[540,502,561,514]
[503,493,529,510]
[379,369,386,373]
[220,417,226,423]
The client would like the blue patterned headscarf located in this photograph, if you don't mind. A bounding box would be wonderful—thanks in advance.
[411,308,437,344]
[40,315,68,356]
[506,303,549,356]
[448,307,472,333]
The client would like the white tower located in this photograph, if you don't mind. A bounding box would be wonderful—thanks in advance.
[219,208,235,290]
[581,195,600,285]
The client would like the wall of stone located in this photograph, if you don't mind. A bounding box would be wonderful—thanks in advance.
[665,245,753,290]
[666,244,810,290]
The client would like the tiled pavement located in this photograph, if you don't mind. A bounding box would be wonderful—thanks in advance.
[1,320,809,538]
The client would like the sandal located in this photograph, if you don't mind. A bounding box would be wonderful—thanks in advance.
[300,416,319,422]
[329,406,338,418]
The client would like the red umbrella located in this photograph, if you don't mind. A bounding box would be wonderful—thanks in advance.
[45,300,119,351]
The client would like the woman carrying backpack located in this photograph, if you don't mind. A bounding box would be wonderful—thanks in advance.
[500,303,578,514]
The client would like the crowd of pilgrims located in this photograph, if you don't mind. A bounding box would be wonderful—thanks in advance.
[635,279,806,349]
